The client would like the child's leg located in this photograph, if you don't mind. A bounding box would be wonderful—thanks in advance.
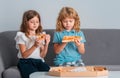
[34,59,50,71]
[38,62,50,71]
[65,62,74,66]
[61,62,74,66]
[75,59,85,66]
[17,59,38,78]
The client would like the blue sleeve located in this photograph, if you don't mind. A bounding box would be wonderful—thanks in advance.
[53,32,61,43]
[80,31,86,43]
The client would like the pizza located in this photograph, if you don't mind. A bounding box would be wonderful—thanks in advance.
[50,67,71,72]
[37,34,46,40]
[62,36,81,42]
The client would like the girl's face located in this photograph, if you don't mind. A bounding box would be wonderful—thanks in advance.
[27,16,39,31]
[62,17,75,31]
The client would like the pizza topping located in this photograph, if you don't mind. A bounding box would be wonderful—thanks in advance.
[36,34,46,40]
[62,36,81,42]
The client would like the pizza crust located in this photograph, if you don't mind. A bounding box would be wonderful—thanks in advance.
[37,34,46,40]
[62,36,81,42]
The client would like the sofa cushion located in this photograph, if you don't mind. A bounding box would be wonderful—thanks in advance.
[2,66,21,78]
[1,29,120,78]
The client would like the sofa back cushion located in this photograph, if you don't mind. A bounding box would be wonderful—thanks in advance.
[0,29,120,68]
[83,29,120,65]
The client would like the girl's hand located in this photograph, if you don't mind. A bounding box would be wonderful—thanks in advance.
[45,34,51,45]
[34,39,43,47]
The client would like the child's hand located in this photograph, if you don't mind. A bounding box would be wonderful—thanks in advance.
[45,34,51,45]
[74,39,82,47]
[62,42,68,45]
[34,39,43,47]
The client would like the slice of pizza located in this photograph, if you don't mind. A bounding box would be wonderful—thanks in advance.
[37,34,46,40]
[62,36,81,42]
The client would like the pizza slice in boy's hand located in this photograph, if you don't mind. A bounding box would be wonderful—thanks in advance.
[62,36,81,42]
[74,36,82,41]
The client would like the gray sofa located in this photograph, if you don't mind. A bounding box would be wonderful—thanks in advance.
[0,29,120,78]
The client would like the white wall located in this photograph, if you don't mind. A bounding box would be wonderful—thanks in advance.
[0,0,120,32]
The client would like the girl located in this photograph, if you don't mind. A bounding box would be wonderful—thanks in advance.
[53,7,86,66]
[15,10,50,78]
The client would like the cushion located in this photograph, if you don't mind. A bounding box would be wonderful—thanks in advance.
[2,66,21,78]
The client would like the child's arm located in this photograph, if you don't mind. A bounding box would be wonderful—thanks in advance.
[77,43,85,54]
[74,39,85,54]
[40,34,50,58]
[18,44,37,58]
[54,42,67,54]
[18,36,46,58]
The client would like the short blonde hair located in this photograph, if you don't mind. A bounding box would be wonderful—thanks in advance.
[56,7,80,32]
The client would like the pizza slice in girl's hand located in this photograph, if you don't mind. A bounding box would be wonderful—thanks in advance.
[62,36,81,42]
[36,34,46,40]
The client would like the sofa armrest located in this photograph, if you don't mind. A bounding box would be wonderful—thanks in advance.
[0,52,5,78]
[0,31,19,78]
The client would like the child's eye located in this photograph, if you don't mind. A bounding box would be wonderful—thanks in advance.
[36,21,39,23]
[64,21,67,23]
[69,19,74,22]
[63,20,68,23]
[69,20,72,22]
[30,21,34,23]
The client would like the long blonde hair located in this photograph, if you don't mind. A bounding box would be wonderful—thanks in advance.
[20,10,42,36]
[56,7,80,32]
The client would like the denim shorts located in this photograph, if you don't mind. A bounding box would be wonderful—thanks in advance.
[59,59,85,66]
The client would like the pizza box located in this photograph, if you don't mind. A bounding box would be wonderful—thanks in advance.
[48,66,108,77]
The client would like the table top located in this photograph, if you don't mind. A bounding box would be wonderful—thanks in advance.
[29,71,120,78]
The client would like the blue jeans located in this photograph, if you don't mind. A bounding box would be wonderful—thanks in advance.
[17,58,50,78]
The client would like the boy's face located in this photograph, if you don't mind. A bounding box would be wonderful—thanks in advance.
[62,17,75,31]
[27,16,40,31]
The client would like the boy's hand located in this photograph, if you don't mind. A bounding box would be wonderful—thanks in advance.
[62,42,68,46]
[74,38,82,47]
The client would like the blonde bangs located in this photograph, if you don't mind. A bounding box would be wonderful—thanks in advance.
[56,7,81,32]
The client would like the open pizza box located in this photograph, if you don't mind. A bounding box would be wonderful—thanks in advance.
[48,66,108,77]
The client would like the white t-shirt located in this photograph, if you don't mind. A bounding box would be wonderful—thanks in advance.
[15,32,44,61]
